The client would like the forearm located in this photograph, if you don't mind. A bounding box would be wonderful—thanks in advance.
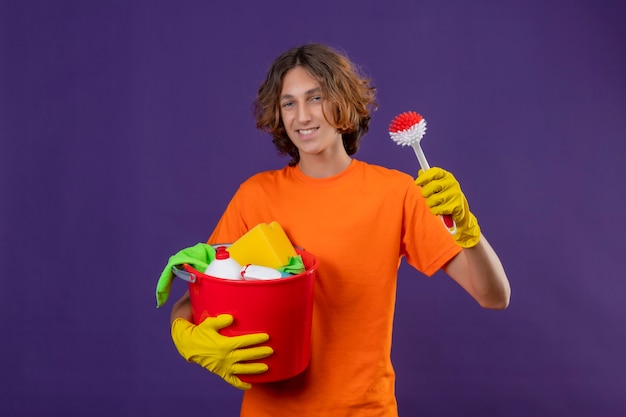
[170,291,193,325]
[444,234,511,309]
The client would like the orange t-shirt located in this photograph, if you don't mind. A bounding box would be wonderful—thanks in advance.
[208,159,461,417]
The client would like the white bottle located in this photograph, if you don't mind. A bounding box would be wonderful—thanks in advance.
[240,264,284,281]
[204,246,243,280]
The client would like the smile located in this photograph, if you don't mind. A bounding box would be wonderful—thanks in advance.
[298,128,318,135]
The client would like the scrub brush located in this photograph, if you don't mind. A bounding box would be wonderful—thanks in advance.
[388,111,457,234]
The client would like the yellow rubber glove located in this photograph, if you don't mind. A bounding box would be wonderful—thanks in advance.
[414,167,481,248]
[171,315,273,390]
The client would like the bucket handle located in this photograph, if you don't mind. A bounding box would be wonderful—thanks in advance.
[172,265,197,283]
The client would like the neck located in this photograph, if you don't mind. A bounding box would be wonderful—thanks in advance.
[298,151,352,178]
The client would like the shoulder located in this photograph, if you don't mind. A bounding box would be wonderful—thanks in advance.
[237,166,293,190]
[353,160,415,185]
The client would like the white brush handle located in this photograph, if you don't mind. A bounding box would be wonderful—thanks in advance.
[411,142,430,171]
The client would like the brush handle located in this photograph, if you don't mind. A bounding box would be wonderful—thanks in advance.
[412,143,457,235]
[441,214,457,234]
[411,142,430,171]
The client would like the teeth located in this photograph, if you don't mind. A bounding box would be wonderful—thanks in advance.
[298,128,317,135]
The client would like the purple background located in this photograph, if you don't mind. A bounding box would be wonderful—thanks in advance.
[2,0,625,416]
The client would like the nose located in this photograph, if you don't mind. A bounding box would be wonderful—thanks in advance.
[296,101,311,123]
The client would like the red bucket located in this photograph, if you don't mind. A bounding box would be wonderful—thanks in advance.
[183,247,317,383]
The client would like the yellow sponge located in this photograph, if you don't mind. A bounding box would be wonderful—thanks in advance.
[227,222,297,269]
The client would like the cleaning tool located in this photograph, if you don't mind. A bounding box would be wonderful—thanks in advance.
[240,264,286,280]
[155,243,216,308]
[204,246,243,280]
[277,255,306,275]
[227,221,301,270]
[175,247,318,383]
[414,166,482,248]
[389,111,457,234]
[171,315,273,390]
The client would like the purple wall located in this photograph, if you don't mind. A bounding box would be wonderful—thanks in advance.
[2,0,625,415]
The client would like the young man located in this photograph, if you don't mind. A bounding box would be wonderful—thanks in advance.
[169,43,510,416]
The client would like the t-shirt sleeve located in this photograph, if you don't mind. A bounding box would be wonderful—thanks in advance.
[206,185,249,245]
[401,180,462,277]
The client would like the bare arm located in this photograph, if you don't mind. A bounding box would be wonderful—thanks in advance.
[170,290,193,325]
[443,234,510,309]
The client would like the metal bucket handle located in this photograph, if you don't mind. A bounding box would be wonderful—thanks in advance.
[172,265,197,283]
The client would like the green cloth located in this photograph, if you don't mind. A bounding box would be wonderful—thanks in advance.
[277,255,306,275]
[155,243,216,308]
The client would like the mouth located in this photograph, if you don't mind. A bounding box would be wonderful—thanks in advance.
[297,127,318,136]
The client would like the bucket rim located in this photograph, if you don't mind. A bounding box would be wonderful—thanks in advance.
[181,246,318,286]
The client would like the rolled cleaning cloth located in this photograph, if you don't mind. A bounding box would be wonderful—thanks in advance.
[155,243,216,308]
[277,255,305,275]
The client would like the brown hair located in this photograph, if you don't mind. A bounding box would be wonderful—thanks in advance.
[253,43,377,166]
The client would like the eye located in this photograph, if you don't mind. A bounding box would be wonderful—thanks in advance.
[310,95,322,102]
[281,101,294,108]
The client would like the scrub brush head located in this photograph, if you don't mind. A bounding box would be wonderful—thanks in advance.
[388,111,427,146]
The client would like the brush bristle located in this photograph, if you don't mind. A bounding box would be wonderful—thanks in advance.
[388,111,423,133]
[388,112,427,146]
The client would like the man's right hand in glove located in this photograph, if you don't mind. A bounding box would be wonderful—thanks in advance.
[171,314,273,390]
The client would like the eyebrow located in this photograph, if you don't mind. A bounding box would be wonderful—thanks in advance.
[280,87,322,101]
